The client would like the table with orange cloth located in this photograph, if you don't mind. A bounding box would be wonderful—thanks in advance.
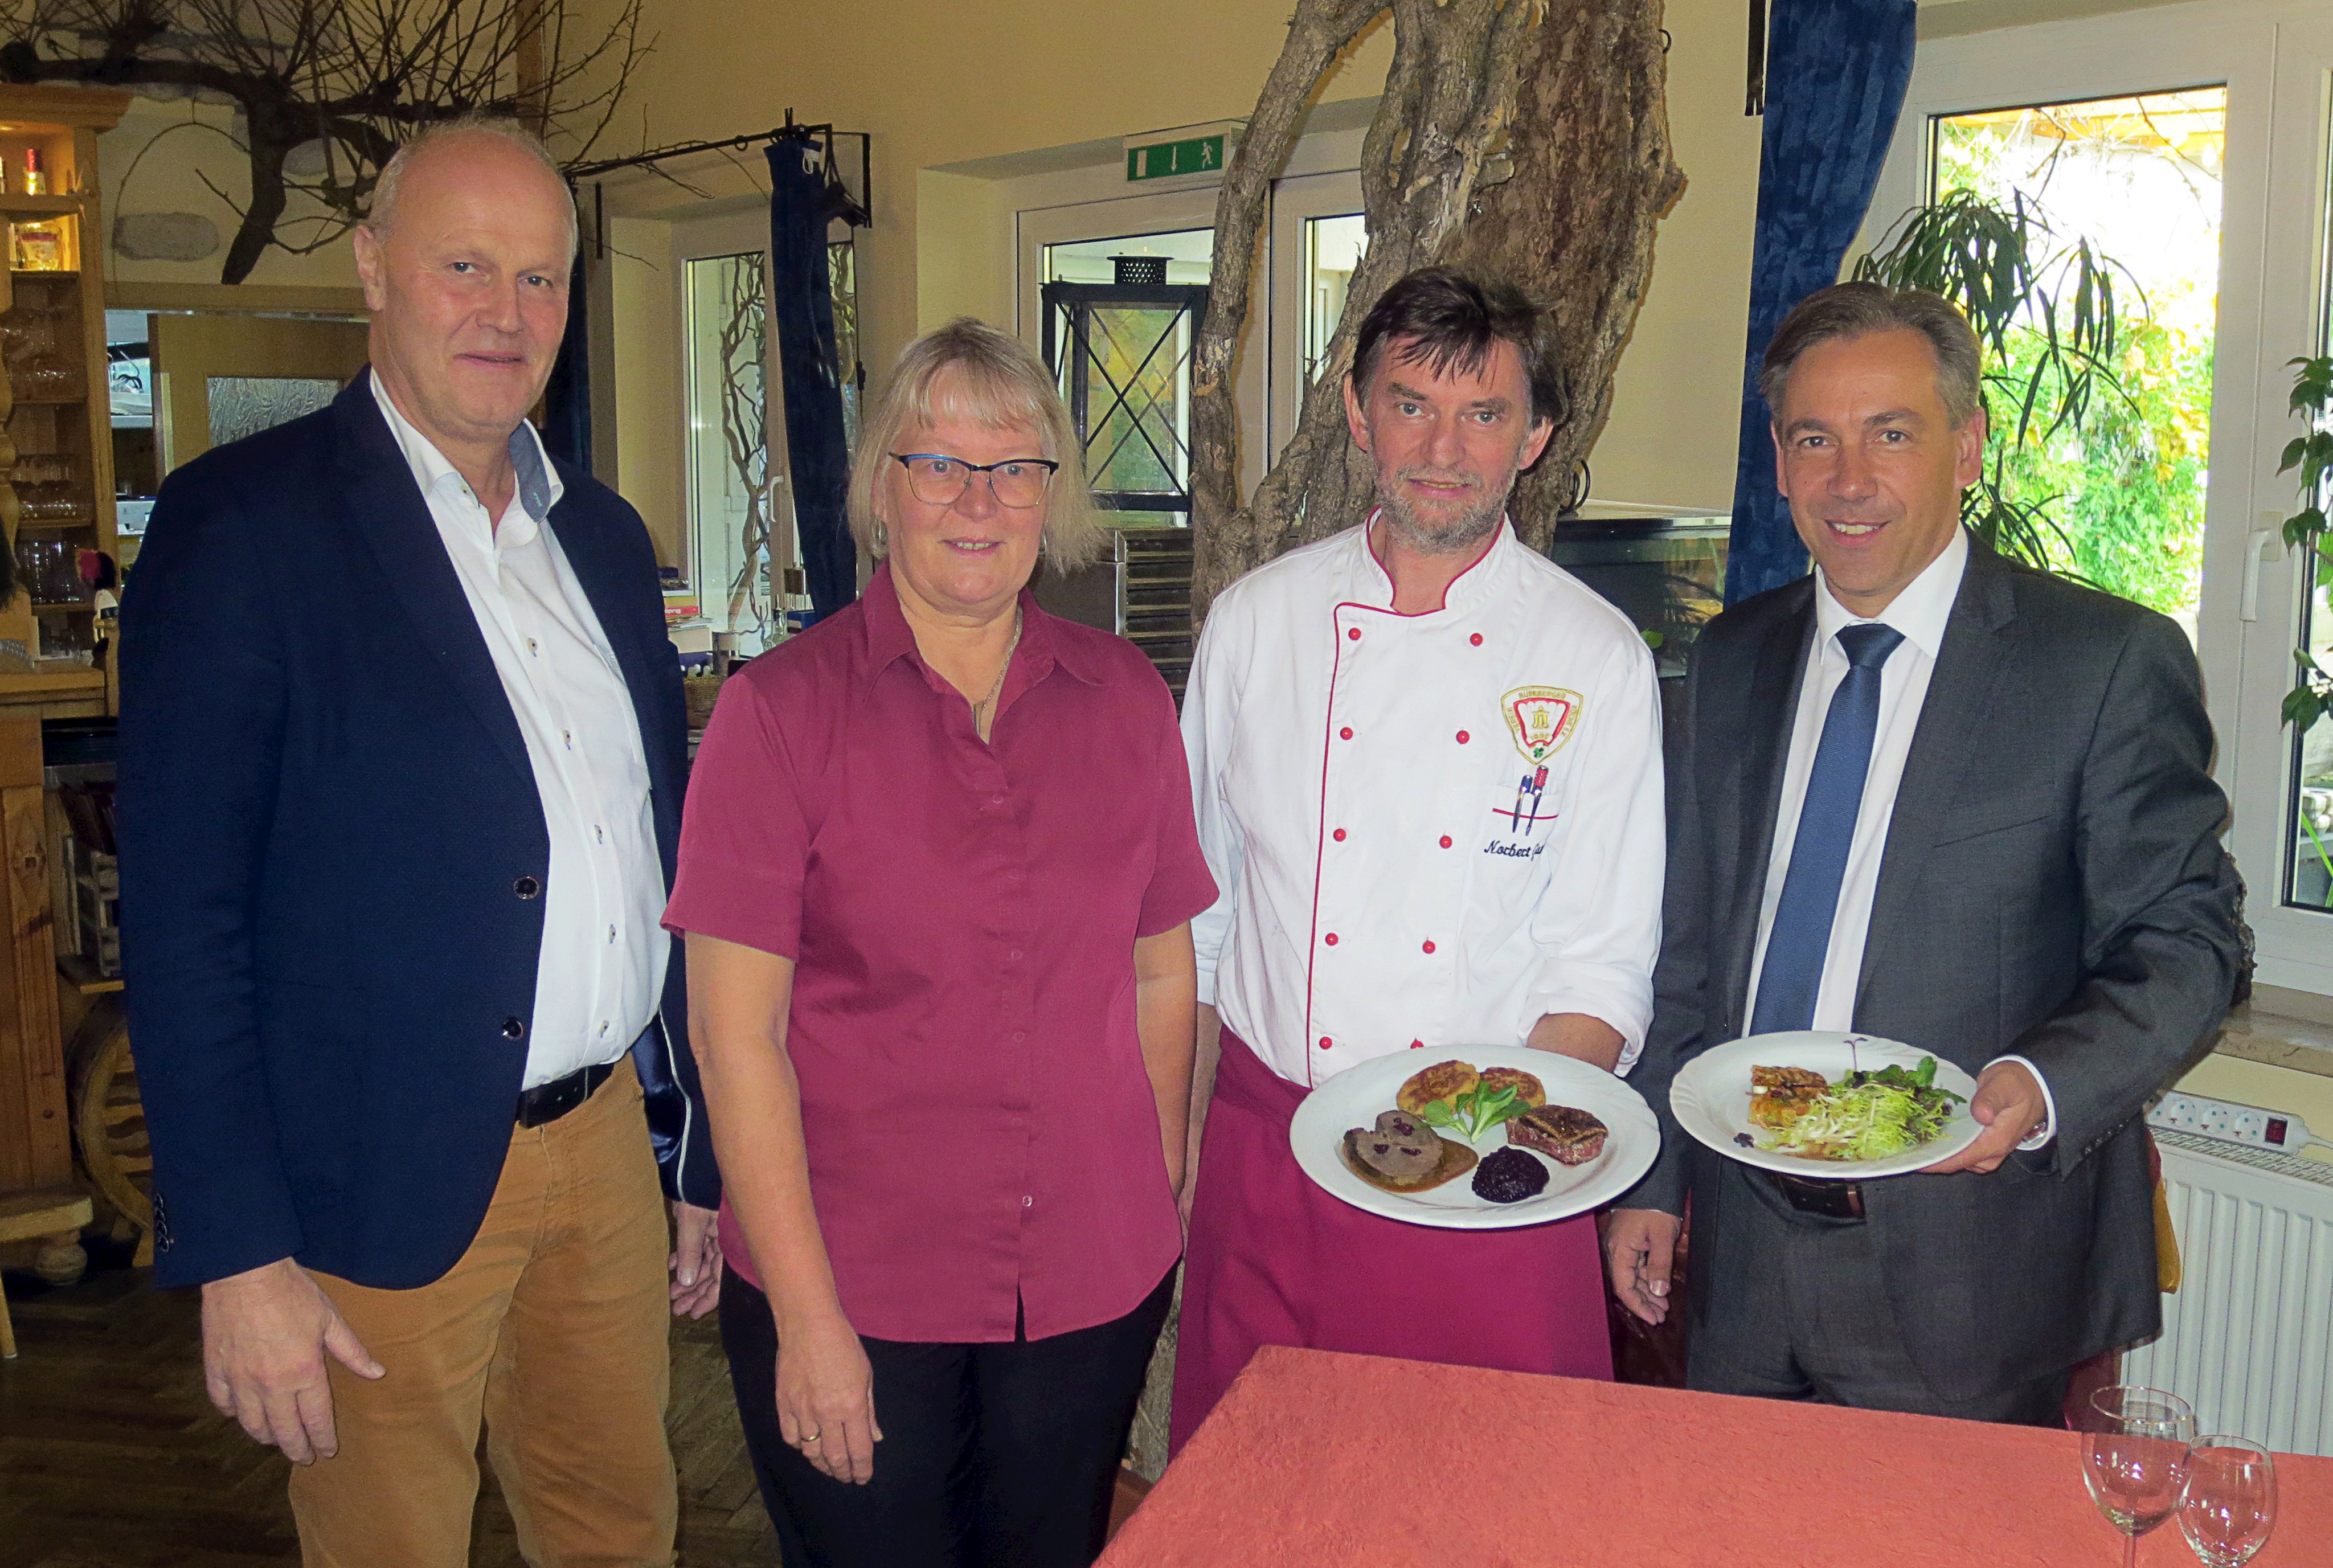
[1100,1346,2328,1567]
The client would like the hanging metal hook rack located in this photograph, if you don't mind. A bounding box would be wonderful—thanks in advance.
[567,110,871,257]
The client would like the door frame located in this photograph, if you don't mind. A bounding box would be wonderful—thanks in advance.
[1006,116,1370,514]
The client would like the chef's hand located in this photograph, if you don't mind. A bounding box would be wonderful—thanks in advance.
[669,1201,721,1319]
[1920,1060,2047,1176]
[1604,1208,1680,1326]
[775,1306,881,1484]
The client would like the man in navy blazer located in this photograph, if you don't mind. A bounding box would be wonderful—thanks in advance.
[118,118,719,1563]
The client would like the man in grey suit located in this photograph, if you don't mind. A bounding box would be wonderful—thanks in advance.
[1606,282,2246,1423]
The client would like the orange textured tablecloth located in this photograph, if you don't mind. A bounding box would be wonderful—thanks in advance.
[1099,1346,2332,1567]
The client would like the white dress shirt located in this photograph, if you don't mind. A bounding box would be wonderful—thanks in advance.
[1745,527,2055,1142]
[1184,517,1666,1086]
[372,375,668,1088]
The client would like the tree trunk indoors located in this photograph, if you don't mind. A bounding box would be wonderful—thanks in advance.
[1188,0,1686,616]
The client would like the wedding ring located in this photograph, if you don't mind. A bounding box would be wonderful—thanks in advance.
[801,1428,821,1443]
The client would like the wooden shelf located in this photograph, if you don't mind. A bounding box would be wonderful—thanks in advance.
[0,195,77,218]
[0,668,100,697]
[55,951,120,996]
[6,268,75,281]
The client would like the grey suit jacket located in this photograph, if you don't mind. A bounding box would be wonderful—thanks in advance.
[1625,539,2246,1399]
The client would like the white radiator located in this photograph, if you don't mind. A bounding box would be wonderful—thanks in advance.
[2122,1128,2333,1456]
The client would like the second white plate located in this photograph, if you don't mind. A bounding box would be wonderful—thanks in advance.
[1669,1031,1983,1180]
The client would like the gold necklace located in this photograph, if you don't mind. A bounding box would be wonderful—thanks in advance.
[972,605,1023,742]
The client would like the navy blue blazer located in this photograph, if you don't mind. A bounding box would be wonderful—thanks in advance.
[119,372,719,1292]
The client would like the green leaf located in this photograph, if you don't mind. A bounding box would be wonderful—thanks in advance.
[2282,436,2309,474]
[2286,684,2330,733]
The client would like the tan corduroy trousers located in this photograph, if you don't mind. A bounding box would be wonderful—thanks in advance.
[290,1058,677,1568]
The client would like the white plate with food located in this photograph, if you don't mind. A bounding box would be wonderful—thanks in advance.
[1669,1031,1983,1180]
[1288,1046,1659,1229]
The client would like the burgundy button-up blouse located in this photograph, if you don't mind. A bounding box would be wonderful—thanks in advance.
[664,565,1216,1343]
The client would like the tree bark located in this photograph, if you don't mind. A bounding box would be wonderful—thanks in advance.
[1189,0,1685,612]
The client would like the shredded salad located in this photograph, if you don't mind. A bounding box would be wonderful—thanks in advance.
[1756,1057,1966,1162]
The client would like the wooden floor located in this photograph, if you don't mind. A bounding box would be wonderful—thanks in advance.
[0,1249,778,1567]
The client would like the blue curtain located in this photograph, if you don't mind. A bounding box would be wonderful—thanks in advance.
[1723,0,1918,604]
[541,250,592,472]
[767,139,857,624]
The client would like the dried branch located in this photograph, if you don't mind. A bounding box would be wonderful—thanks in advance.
[0,0,653,281]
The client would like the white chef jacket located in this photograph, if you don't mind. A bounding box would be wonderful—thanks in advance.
[1185,517,1666,1087]
[1745,526,2056,1143]
[373,374,669,1089]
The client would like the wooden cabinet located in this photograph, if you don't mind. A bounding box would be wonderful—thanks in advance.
[0,86,129,722]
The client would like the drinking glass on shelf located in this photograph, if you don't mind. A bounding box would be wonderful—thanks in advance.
[2179,1436,2275,1566]
[2082,1386,2196,1567]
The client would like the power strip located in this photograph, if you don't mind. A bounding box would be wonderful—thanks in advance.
[2149,1091,2319,1153]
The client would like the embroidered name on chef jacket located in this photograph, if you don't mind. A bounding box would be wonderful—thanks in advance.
[1487,685,1583,855]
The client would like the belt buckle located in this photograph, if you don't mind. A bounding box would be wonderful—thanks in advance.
[1770,1170,1865,1221]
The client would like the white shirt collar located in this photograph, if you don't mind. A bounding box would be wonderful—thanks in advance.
[369,368,564,544]
[1812,525,1968,660]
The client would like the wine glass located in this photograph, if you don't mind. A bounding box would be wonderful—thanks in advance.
[2082,1386,2196,1567]
[2179,1436,2275,1566]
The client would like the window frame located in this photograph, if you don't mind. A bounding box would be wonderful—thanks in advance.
[1863,0,2333,991]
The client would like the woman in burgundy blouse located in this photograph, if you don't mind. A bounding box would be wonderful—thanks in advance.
[664,318,1215,1568]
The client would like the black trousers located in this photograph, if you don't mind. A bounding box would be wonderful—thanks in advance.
[719,1264,1176,1568]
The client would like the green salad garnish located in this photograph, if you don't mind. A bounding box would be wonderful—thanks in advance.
[1757,1055,1967,1161]
[1417,1082,1534,1143]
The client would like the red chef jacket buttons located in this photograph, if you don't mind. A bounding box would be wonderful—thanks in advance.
[1423,940,1437,954]
[1347,627,1361,641]
[1319,1036,1333,1050]
[1324,933,1339,945]
[1340,727,1353,740]
[1439,835,1453,849]
[1456,730,1470,743]
[1333,828,1347,842]
[1470,633,1484,646]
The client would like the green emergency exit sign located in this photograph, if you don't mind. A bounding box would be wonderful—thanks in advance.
[1125,134,1226,181]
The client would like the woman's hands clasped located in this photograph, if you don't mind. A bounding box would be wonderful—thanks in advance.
[776,1308,883,1484]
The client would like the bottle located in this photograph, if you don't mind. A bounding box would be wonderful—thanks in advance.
[21,148,44,196]
[11,218,62,271]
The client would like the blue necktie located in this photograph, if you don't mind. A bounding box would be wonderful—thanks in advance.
[1749,622,1906,1035]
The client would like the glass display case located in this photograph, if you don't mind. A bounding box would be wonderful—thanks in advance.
[1542,502,1732,730]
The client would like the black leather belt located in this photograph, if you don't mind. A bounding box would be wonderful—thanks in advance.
[516,1061,616,1128]
[1769,1169,1866,1221]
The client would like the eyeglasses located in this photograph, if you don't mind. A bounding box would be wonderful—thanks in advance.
[891,453,1059,510]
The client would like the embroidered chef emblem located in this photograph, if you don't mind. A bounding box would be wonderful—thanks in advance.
[1503,686,1582,763]
[1492,687,1581,842]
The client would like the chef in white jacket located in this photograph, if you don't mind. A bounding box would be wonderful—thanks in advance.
[1168,268,1666,1453]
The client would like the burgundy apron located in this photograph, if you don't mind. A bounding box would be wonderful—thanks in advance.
[1169,1029,1613,1455]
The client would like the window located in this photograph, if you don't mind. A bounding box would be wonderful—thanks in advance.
[1871,0,2333,990]
[1929,91,2225,641]
[684,251,776,645]
[1302,213,1367,385]
[1041,229,1213,528]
